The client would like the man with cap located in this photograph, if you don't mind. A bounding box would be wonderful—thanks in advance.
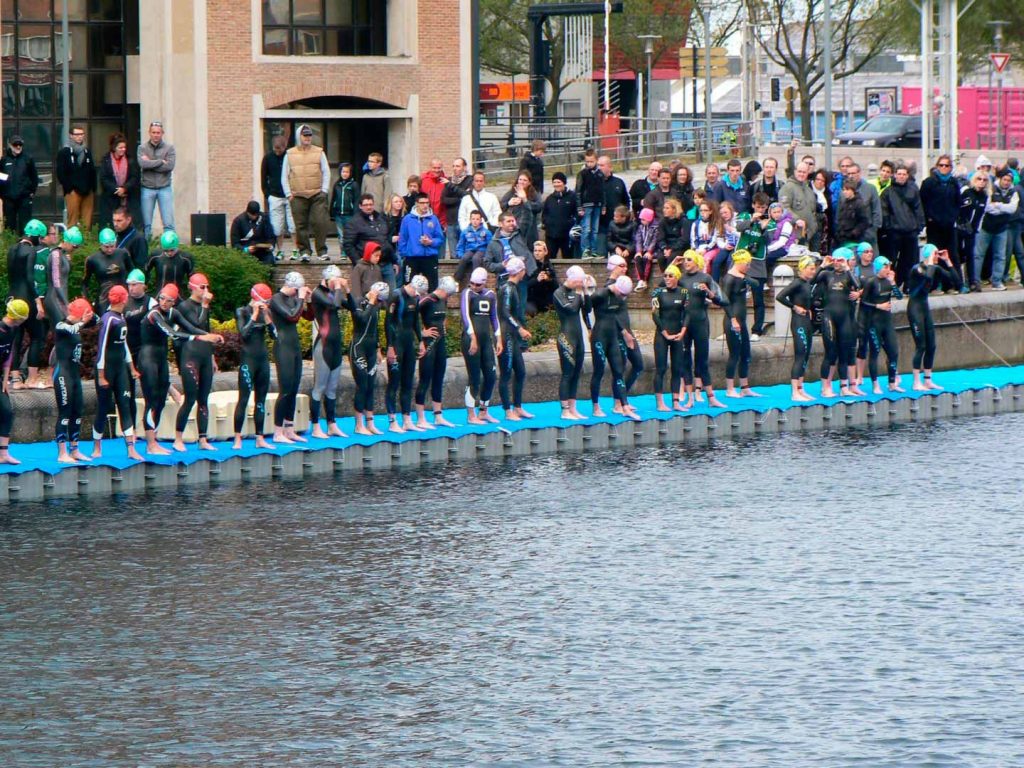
[145,231,194,300]
[282,124,330,261]
[230,200,276,263]
[137,121,176,239]
[82,228,133,312]
[542,172,578,259]
[0,298,30,464]
[55,125,96,229]
[0,135,39,233]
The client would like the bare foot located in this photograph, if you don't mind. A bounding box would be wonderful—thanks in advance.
[592,405,606,418]
[127,447,144,461]
[147,442,171,456]
[434,416,456,428]
[561,409,575,420]
[328,425,347,437]
[0,453,22,465]
[367,422,384,435]
[840,387,854,396]
[480,411,499,424]
[198,439,217,452]
[517,409,534,419]
[58,453,78,464]
[913,382,927,391]
[416,419,436,431]
[890,385,905,393]
[355,425,372,435]
[404,420,425,432]
[568,409,585,419]
[872,384,883,395]
[725,389,744,398]
[273,433,295,444]
[389,422,406,434]
[794,391,815,402]
[172,440,187,452]
[741,388,762,397]
[286,431,307,443]
[467,414,485,425]
[255,436,274,449]
[623,406,642,421]
[311,426,328,439]
[677,400,692,411]
[612,404,624,415]
[848,386,866,396]
[232,436,243,450]
[925,380,943,390]
[707,396,726,408]
[72,450,92,461]
[656,401,671,412]
[505,411,521,421]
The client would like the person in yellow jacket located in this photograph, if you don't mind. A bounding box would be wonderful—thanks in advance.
[281,124,330,262]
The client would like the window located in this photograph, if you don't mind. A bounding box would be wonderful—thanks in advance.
[262,0,386,56]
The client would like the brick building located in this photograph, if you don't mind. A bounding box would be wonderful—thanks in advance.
[2,0,474,237]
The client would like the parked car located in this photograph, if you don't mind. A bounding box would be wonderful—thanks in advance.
[832,114,938,148]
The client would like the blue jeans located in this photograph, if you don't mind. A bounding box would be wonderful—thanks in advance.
[446,222,461,260]
[380,261,400,291]
[140,185,174,239]
[580,204,601,255]
[974,229,1008,286]
[334,215,351,244]
[1003,222,1023,281]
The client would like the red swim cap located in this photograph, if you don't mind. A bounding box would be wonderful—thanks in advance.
[251,283,272,302]
[188,272,210,290]
[158,283,179,300]
[67,298,93,319]
[107,285,128,305]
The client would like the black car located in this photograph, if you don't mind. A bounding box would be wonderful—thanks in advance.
[833,115,938,148]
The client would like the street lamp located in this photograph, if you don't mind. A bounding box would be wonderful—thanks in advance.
[988,19,1009,149]
[637,33,662,156]
[696,0,714,162]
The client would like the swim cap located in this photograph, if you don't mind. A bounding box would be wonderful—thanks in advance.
[160,230,179,250]
[614,275,634,295]
[158,284,179,301]
[66,298,92,319]
[251,283,272,302]
[63,226,83,246]
[410,274,429,294]
[321,264,341,281]
[506,257,526,275]
[798,256,817,272]
[873,256,891,274]
[126,269,146,285]
[566,265,586,283]
[438,276,458,295]
[369,281,390,301]
[606,254,627,271]
[283,271,305,289]
[470,267,488,285]
[921,243,938,261]
[731,249,753,265]
[5,298,29,321]
[107,285,129,305]
[664,265,682,280]
[23,219,46,238]
[684,250,705,271]
[832,246,854,262]
[856,241,874,256]
[638,207,655,224]
[98,228,117,246]
[189,272,210,290]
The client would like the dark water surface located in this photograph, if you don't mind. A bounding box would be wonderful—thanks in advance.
[2,416,1024,767]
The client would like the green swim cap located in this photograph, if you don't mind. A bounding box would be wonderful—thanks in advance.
[98,227,117,246]
[126,269,146,284]
[63,226,84,246]
[23,219,46,238]
[160,230,179,250]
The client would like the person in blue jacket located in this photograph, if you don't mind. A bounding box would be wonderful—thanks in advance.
[398,193,444,289]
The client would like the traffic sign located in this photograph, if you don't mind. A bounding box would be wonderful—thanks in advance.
[678,47,729,79]
[990,52,1011,73]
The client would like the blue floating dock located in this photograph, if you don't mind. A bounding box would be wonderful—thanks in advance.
[3,365,1024,502]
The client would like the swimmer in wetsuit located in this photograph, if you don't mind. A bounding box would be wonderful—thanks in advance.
[498,256,534,421]
[552,265,590,420]
[122,269,150,426]
[813,247,863,397]
[174,273,224,452]
[460,267,503,425]
[40,226,84,328]
[0,299,30,464]
[590,274,640,421]
[233,283,277,449]
[651,264,688,411]
[386,274,427,433]
[271,271,313,444]
[720,249,761,398]
[414,276,457,429]
[91,285,143,460]
[605,254,644,400]
[677,249,726,409]
[347,281,389,436]
[310,266,349,439]
[52,298,94,463]
[145,231,194,300]
[861,256,904,395]
[6,220,47,390]
[775,256,819,401]
[908,243,958,391]
[82,228,133,313]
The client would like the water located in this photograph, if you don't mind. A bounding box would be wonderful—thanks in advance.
[2,416,1024,767]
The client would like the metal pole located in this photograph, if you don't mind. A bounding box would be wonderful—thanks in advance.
[921,0,932,177]
[61,0,70,141]
[950,0,959,156]
[604,0,611,114]
[823,0,833,171]
[702,3,713,163]
[472,0,480,153]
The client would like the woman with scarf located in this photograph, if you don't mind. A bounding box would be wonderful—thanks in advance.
[98,133,140,228]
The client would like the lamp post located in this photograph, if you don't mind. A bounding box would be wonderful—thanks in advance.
[988,20,1009,149]
[638,33,662,156]
[697,0,713,162]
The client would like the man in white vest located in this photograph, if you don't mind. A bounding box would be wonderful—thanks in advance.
[281,124,330,261]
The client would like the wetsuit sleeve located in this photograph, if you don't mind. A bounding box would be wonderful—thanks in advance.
[499,283,520,329]
[270,292,304,323]
[236,306,261,340]
[775,279,798,309]
[488,290,499,334]
[81,255,95,297]
[95,313,114,371]
[385,295,398,348]
[161,308,202,338]
[460,289,474,336]
[651,289,663,330]
[413,297,422,342]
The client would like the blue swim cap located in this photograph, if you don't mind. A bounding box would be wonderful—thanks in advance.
[920,243,938,261]
[856,242,873,256]
[873,256,891,274]
[832,247,854,262]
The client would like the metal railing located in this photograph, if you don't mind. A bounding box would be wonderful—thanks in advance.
[473,119,757,177]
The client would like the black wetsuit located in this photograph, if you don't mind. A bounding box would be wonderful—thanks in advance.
[139,303,201,433]
[589,286,629,405]
[498,279,527,411]
[123,292,150,425]
[43,248,71,324]
[861,275,899,385]
[552,284,588,402]
[460,287,499,407]
[0,321,17,437]
[906,262,956,371]
[680,270,721,388]
[92,309,135,440]
[415,292,449,407]
[145,250,193,298]
[721,272,751,381]
[6,238,44,372]
[175,298,215,438]
[814,267,857,379]
[609,279,643,392]
[270,292,306,428]
[52,317,90,444]
[347,295,383,413]
[82,248,132,311]
[651,284,688,396]
[776,276,815,380]
[385,287,422,417]
[310,285,346,426]
[235,305,276,435]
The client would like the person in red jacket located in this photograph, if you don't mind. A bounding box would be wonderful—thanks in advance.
[418,158,450,228]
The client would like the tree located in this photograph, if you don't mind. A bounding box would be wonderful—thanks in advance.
[746,0,895,140]
[607,0,693,79]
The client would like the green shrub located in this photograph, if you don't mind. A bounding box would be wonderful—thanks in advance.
[190,246,273,322]
[524,309,559,348]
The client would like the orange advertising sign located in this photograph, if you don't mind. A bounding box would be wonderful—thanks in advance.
[480,82,532,101]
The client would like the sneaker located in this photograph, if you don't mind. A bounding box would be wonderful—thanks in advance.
[970,282,982,293]
[944,289,958,295]
[581,249,592,260]
[301,252,311,263]
[959,285,970,294]
[288,251,298,261]
[317,253,329,262]
[636,280,647,291]
[992,283,1007,291]
[275,251,284,262]
[750,333,760,342]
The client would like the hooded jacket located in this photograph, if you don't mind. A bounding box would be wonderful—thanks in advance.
[881,180,926,234]
[397,209,444,259]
